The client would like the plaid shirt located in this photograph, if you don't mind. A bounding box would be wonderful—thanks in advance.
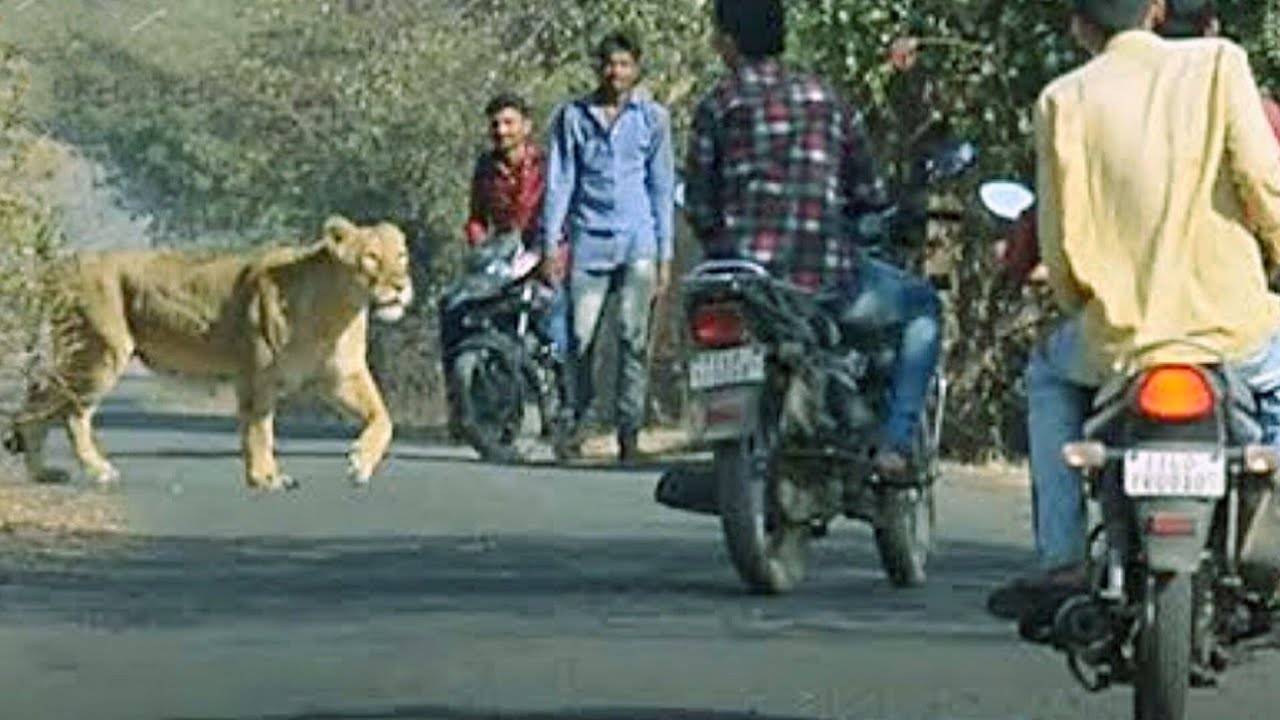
[464,142,545,248]
[685,59,885,291]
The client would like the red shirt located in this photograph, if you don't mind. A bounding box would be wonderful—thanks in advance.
[464,143,545,247]
[1264,96,1280,144]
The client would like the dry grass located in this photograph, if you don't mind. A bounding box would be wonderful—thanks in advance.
[0,460,125,536]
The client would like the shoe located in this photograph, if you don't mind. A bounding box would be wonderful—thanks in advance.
[987,564,1089,621]
[553,422,587,461]
[871,441,917,485]
[654,465,718,515]
[618,429,640,463]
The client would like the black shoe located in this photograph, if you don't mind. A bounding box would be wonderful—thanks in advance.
[987,565,1088,621]
[654,466,718,515]
[618,429,640,463]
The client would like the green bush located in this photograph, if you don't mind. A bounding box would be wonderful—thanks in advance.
[0,41,65,424]
[33,0,1280,456]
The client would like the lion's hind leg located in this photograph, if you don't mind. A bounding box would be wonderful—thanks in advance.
[62,325,134,484]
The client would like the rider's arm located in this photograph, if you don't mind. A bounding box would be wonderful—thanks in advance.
[464,157,489,247]
[1221,44,1280,266]
[840,103,890,223]
[645,103,676,264]
[1035,90,1088,313]
[539,104,577,259]
[684,96,721,247]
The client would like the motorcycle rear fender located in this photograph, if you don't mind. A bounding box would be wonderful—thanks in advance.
[691,385,762,443]
[1132,497,1216,573]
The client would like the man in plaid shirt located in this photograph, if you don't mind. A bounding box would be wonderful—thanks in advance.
[686,0,943,475]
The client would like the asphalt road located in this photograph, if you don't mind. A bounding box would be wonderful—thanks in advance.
[1,377,1277,720]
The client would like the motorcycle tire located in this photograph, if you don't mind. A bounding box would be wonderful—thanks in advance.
[873,420,937,588]
[452,345,523,463]
[1134,571,1193,720]
[715,432,809,595]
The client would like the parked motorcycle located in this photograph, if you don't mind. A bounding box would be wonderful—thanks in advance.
[671,141,977,594]
[439,235,566,462]
[981,180,1280,720]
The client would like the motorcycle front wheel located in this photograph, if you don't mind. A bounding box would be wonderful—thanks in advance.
[873,422,937,587]
[715,433,810,595]
[452,344,523,462]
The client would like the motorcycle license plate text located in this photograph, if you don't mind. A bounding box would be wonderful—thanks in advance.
[1123,449,1226,498]
[689,346,766,391]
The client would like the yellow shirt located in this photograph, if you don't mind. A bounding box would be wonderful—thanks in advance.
[1036,30,1280,384]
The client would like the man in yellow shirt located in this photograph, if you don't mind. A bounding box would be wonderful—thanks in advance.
[990,0,1280,616]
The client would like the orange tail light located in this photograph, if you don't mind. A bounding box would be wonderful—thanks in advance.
[1136,365,1215,422]
[689,303,747,348]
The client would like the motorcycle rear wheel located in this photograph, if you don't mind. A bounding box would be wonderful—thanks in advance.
[1133,571,1193,720]
[453,345,522,462]
[715,434,810,595]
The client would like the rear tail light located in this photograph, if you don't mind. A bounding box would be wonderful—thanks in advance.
[1136,365,1215,422]
[1145,512,1198,537]
[689,303,747,348]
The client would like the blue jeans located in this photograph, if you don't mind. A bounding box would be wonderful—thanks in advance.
[569,260,656,433]
[841,257,942,452]
[538,284,570,361]
[1028,319,1280,570]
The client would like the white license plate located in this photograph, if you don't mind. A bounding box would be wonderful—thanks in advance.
[689,346,766,391]
[1123,450,1226,498]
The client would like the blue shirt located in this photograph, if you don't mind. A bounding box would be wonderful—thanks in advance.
[540,91,676,270]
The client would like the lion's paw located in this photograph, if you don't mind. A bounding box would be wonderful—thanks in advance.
[248,473,299,492]
[91,463,121,485]
[347,449,374,488]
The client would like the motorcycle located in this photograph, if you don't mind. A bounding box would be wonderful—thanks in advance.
[666,141,977,594]
[981,180,1280,720]
[438,234,567,462]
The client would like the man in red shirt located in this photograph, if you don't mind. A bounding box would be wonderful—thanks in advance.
[464,93,569,363]
[464,93,546,249]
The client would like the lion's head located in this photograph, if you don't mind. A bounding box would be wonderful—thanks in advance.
[323,216,414,323]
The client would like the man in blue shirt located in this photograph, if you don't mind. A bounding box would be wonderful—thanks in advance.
[540,31,677,462]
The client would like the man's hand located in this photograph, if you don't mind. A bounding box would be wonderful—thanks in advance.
[655,260,673,297]
[538,251,564,286]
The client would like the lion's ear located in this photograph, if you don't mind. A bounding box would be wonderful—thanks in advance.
[323,216,358,243]
[323,216,360,264]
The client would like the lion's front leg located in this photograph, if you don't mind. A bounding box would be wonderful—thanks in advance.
[322,367,393,486]
[236,375,295,491]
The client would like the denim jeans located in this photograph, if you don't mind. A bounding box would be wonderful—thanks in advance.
[569,260,656,433]
[841,257,943,453]
[1028,318,1280,570]
[538,284,571,361]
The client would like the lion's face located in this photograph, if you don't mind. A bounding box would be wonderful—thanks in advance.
[324,217,414,323]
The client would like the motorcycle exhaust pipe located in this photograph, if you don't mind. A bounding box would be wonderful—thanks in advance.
[1053,595,1115,662]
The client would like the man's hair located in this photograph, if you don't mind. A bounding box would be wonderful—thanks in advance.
[714,0,786,59]
[1161,0,1217,37]
[595,31,643,64]
[1071,0,1153,33]
[484,92,530,119]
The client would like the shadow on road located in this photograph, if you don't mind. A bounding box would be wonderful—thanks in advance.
[172,705,821,720]
[0,530,1027,637]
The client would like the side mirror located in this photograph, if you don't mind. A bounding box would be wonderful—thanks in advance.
[920,140,978,183]
[979,181,1036,221]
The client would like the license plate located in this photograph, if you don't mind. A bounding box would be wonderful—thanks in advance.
[689,346,766,391]
[1123,450,1226,498]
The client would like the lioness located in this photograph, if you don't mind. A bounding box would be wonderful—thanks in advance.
[5,216,413,490]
